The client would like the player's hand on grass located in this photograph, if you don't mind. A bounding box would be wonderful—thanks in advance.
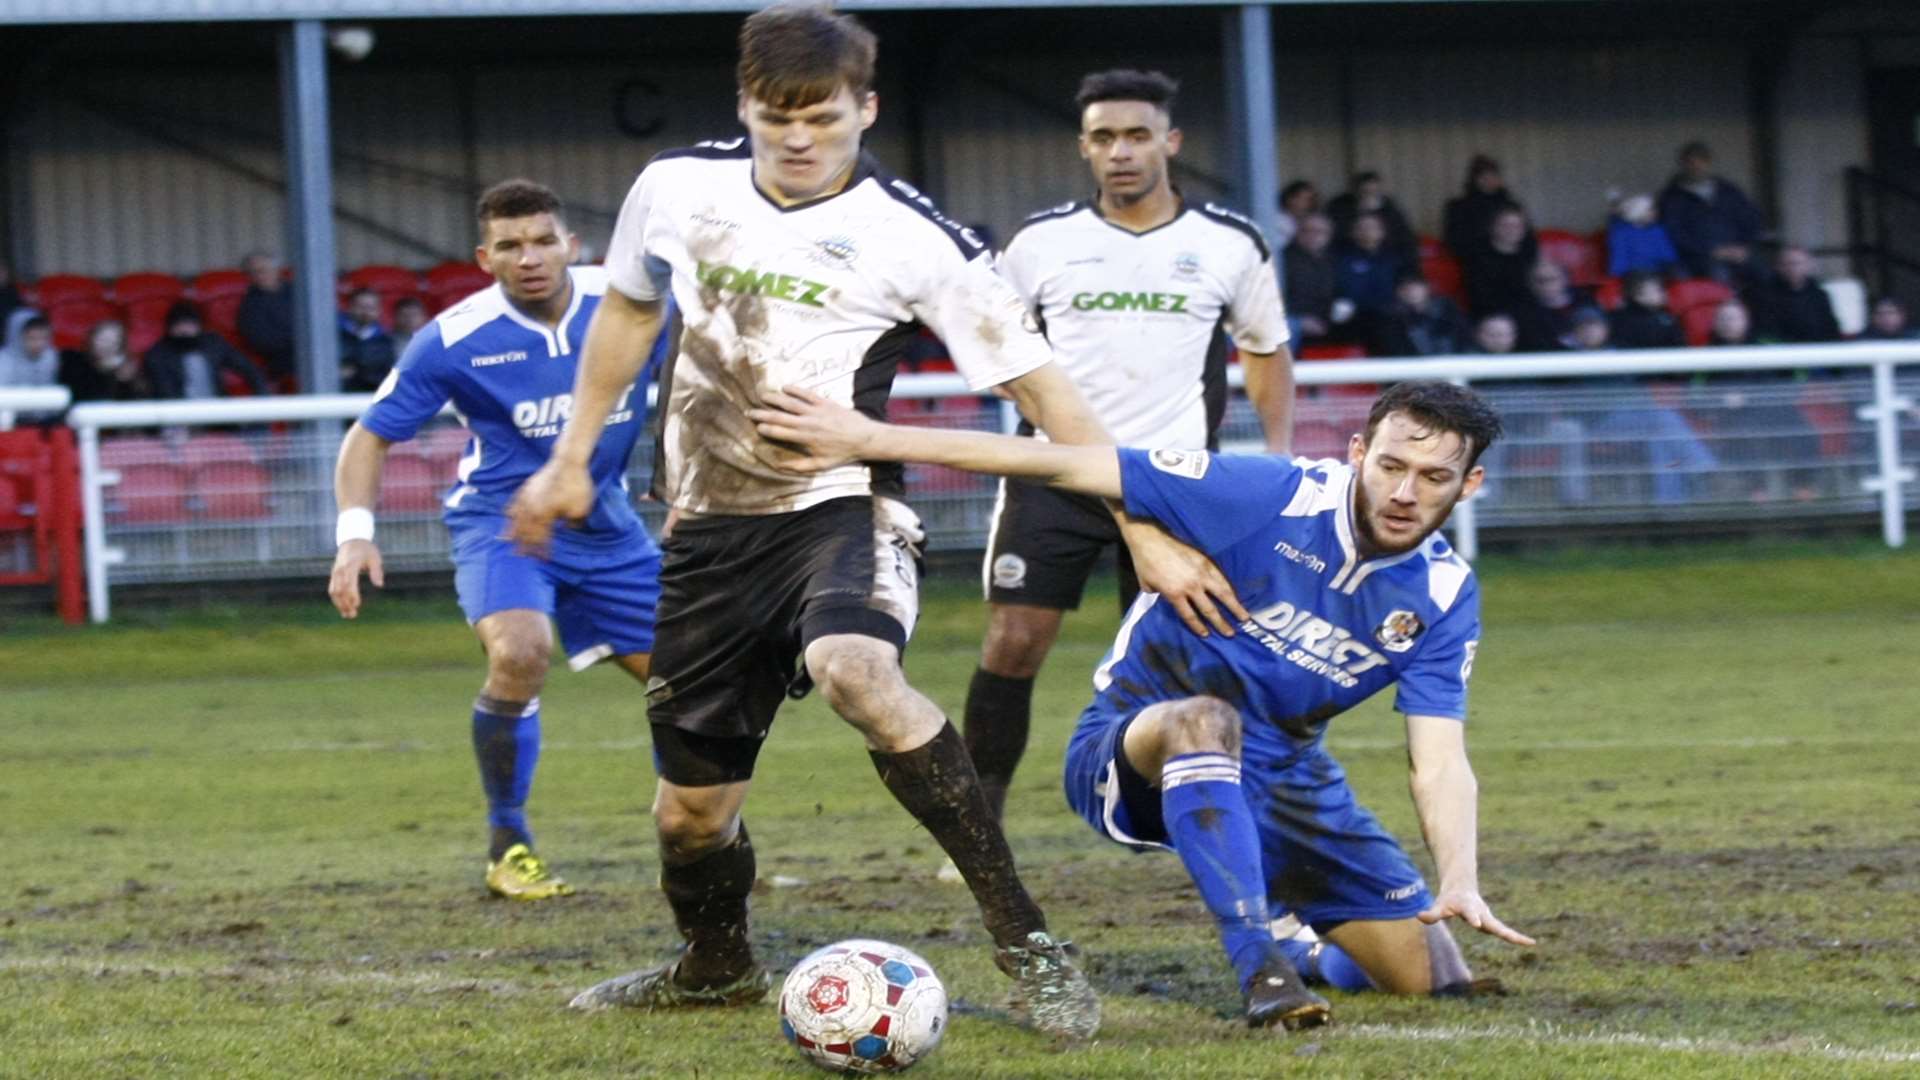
[507,461,595,555]
[1419,889,1536,947]
[328,539,384,619]
[1120,516,1248,638]
[748,386,879,473]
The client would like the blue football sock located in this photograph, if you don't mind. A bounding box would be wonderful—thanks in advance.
[472,695,540,857]
[1277,935,1375,992]
[1160,752,1276,992]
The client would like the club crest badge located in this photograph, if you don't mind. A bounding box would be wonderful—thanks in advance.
[1148,449,1210,479]
[1375,609,1425,653]
[992,553,1027,589]
[1172,252,1201,280]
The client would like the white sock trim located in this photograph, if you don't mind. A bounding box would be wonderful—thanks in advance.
[1161,752,1241,790]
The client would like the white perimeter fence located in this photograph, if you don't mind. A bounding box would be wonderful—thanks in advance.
[44,342,1920,623]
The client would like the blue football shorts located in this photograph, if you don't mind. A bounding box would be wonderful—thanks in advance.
[1063,699,1432,931]
[449,514,660,671]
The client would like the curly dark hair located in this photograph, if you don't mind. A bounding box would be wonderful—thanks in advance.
[1365,381,1504,468]
[475,179,564,233]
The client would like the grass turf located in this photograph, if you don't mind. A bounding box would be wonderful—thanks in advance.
[4,543,1919,1077]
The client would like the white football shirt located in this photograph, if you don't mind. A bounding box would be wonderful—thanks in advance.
[605,140,1051,516]
[997,199,1288,449]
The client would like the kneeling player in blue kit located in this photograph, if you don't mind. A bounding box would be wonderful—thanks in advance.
[330,180,666,900]
[749,379,1534,1029]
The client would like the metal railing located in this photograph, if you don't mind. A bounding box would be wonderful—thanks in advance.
[59,343,1920,623]
[0,387,71,430]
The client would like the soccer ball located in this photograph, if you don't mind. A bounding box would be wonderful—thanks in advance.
[779,939,948,1074]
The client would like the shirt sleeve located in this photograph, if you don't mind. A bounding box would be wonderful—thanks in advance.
[1393,583,1480,721]
[995,229,1044,312]
[907,238,1052,392]
[604,165,670,303]
[1118,448,1305,557]
[358,327,450,444]
[1222,250,1291,353]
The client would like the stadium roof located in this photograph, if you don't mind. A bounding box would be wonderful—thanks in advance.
[0,0,1601,27]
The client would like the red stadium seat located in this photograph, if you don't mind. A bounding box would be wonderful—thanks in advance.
[112,463,191,524]
[1297,344,1367,361]
[202,293,245,340]
[1676,303,1720,347]
[47,298,123,352]
[29,274,108,308]
[192,269,251,301]
[425,262,494,312]
[112,272,186,304]
[123,297,177,356]
[192,461,273,520]
[1419,249,1467,308]
[1536,229,1606,286]
[1593,277,1624,311]
[1666,278,1733,315]
[344,264,423,296]
[378,453,446,513]
[101,436,178,469]
[178,433,259,469]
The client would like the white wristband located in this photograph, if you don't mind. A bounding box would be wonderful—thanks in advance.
[336,507,376,546]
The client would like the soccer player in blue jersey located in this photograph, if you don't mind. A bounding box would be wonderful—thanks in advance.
[328,180,663,901]
[750,379,1535,1030]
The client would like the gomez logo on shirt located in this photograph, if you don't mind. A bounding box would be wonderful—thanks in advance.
[694,261,830,308]
[1070,290,1191,313]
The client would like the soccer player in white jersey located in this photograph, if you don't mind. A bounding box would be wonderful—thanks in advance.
[751,380,1534,1030]
[330,181,663,901]
[964,68,1296,828]
[507,5,1243,1040]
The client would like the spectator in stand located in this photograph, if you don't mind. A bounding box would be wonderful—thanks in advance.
[338,287,397,392]
[1469,313,1518,355]
[1608,271,1687,350]
[59,319,149,403]
[391,296,429,356]
[1273,179,1320,251]
[144,300,271,400]
[0,260,23,325]
[1700,298,1821,500]
[1658,141,1766,284]
[1366,272,1466,358]
[1512,260,1584,352]
[1333,212,1406,318]
[236,251,296,381]
[1443,155,1523,259]
[1326,170,1418,265]
[1863,296,1916,341]
[1462,206,1539,318]
[1607,193,1679,278]
[1283,212,1339,344]
[1744,246,1841,344]
[1566,305,1611,351]
[1,311,60,392]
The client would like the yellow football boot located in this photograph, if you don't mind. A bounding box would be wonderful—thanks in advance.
[485,843,575,900]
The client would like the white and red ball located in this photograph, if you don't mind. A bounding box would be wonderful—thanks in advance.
[779,939,948,1074]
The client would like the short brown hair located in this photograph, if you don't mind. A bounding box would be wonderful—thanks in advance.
[475,179,564,234]
[737,3,877,110]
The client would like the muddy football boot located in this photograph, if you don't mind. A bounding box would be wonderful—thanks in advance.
[1245,958,1332,1030]
[485,844,575,901]
[568,956,771,1012]
[996,931,1101,1041]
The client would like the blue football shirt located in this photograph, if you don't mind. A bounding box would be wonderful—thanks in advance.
[360,266,659,545]
[1095,449,1481,766]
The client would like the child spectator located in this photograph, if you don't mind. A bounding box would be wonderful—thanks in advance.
[1365,272,1467,358]
[1607,194,1679,278]
[1863,296,1917,341]
[1608,271,1687,349]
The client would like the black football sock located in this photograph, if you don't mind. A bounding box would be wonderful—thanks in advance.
[871,721,1046,947]
[660,822,757,986]
[962,668,1035,823]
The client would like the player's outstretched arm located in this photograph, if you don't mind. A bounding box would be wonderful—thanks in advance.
[329,421,392,619]
[749,386,1122,498]
[1405,713,1536,947]
[507,288,665,551]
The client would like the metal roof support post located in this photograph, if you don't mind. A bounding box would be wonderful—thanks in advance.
[279,20,341,398]
[1225,4,1282,251]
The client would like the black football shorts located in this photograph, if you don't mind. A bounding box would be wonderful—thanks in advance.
[982,477,1137,612]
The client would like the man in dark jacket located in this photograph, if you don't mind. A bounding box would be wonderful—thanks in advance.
[1443,155,1523,258]
[1608,272,1687,350]
[1282,213,1339,344]
[1743,246,1841,343]
[236,252,296,381]
[1657,142,1766,284]
[338,287,397,392]
[145,301,271,399]
[1325,171,1419,266]
[1365,272,1467,357]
